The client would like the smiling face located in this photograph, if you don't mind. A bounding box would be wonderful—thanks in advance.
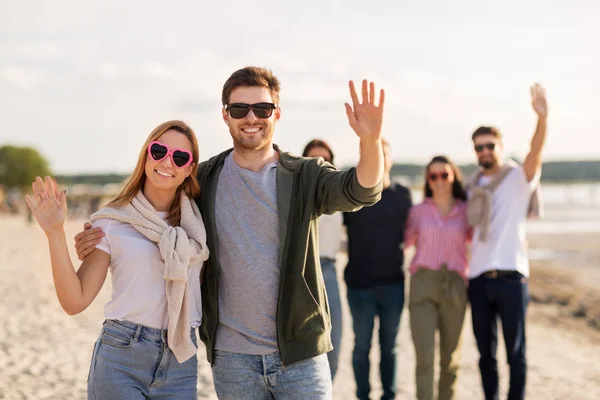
[144,129,194,193]
[426,161,455,197]
[222,86,281,152]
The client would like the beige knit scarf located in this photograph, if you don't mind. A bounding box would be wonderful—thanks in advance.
[90,191,209,363]
[467,160,542,242]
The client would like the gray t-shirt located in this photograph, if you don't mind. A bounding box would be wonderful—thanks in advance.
[214,153,280,354]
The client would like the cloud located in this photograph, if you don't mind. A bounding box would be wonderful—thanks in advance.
[97,62,177,80]
[12,40,65,61]
[1,67,42,90]
[173,98,220,114]
[140,63,177,79]
[98,62,128,77]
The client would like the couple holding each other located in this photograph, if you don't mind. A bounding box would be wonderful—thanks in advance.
[27,66,386,400]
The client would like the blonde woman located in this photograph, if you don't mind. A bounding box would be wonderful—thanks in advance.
[25,120,209,399]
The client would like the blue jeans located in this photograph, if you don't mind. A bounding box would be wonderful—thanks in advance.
[87,319,198,400]
[320,257,342,380]
[347,283,405,400]
[211,350,332,399]
[468,273,529,400]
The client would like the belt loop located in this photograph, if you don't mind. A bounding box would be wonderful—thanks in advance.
[133,324,143,342]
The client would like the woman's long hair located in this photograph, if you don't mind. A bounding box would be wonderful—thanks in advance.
[106,120,201,226]
[423,155,467,201]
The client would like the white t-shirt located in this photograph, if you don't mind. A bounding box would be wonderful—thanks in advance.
[469,165,540,278]
[93,212,203,329]
[318,212,343,260]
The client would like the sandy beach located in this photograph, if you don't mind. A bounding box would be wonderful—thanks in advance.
[0,214,599,399]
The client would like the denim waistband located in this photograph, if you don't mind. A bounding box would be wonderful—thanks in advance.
[103,319,195,343]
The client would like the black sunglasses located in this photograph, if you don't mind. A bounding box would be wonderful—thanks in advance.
[428,172,449,181]
[226,102,277,119]
[474,143,496,153]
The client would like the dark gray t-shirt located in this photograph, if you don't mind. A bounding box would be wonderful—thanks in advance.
[214,153,280,354]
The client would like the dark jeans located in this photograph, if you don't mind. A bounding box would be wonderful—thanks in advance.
[347,283,405,400]
[468,272,529,400]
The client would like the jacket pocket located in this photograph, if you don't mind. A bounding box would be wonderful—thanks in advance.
[284,274,326,341]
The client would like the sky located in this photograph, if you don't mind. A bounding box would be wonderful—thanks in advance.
[1,0,599,174]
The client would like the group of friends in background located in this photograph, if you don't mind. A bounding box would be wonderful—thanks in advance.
[26,65,547,400]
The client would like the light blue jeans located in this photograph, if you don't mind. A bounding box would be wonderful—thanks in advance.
[87,319,198,399]
[211,350,332,399]
[320,256,342,379]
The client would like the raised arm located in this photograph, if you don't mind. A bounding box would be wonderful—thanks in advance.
[523,83,548,181]
[26,176,110,315]
[345,80,385,189]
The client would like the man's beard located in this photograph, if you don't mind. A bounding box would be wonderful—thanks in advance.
[479,159,495,170]
[231,125,272,151]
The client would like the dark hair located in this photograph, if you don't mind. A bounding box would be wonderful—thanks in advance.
[221,66,281,106]
[424,155,467,201]
[471,126,502,142]
[302,139,335,165]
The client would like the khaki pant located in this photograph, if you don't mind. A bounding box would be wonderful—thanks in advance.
[409,267,467,400]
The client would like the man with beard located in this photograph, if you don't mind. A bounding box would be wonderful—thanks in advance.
[467,83,548,400]
[74,66,386,399]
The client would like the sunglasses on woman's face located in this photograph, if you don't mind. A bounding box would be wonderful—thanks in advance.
[226,102,277,119]
[474,142,496,153]
[428,172,449,181]
[147,141,193,168]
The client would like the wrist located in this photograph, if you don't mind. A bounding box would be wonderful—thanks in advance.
[359,137,382,148]
[46,228,66,240]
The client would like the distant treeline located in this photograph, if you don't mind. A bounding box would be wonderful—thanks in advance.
[56,173,129,185]
[55,160,600,186]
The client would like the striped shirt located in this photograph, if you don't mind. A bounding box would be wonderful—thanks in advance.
[404,198,471,280]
